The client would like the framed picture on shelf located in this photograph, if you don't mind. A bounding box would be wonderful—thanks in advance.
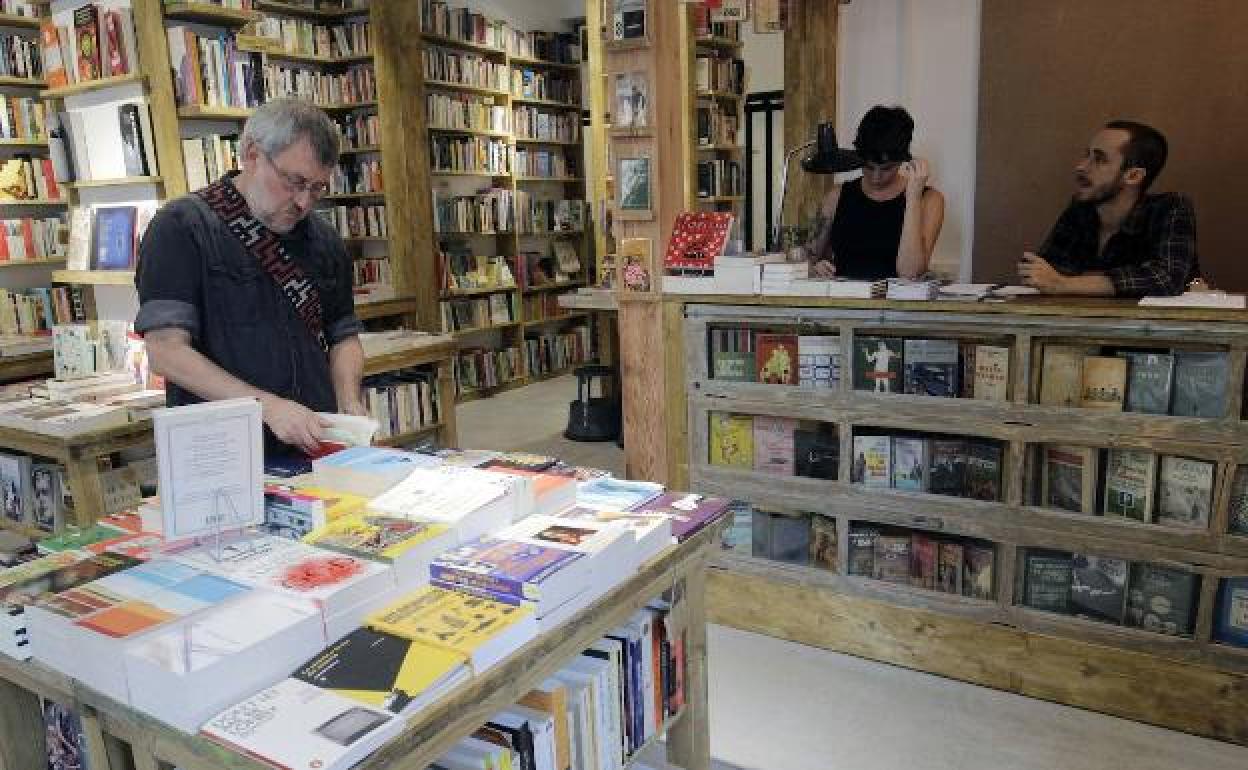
[613,71,650,134]
[611,0,649,44]
[617,155,653,220]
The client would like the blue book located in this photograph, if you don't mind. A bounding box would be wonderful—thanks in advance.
[576,477,664,511]
[90,206,137,270]
[429,536,585,604]
[1215,576,1248,649]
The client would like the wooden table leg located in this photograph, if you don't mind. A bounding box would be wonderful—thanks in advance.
[64,454,105,528]
[667,558,711,770]
[81,706,118,770]
[437,358,458,449]
[0,678,46,770]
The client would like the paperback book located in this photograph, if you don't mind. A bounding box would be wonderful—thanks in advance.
[1041,444,1097,514]
[853,336,903,394]
[1126,563,1199,636]
[1103,448,1157,522]
[851,435,891,487]
[1120,352,1174,414]
[902,338,958,397]
[1171,351,1229,418]
[1070,554,1129,623]
[1155,456,1214,530]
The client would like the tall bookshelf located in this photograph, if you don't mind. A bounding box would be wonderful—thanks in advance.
[692,10,744,228]
[419,0,594,403]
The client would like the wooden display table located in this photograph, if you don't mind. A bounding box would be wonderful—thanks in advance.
[0,521,722,770]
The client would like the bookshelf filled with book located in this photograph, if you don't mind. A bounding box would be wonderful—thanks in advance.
[692,9,744,225]
[420,0,594,402]
[678,297,1248,738]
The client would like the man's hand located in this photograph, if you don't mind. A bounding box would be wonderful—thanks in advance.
[900,158,931,200]
[811,259,837,278]
[1018,252,1067,293]
[259,395,329,454]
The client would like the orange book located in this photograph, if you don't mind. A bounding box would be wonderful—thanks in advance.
[40,22,68,89]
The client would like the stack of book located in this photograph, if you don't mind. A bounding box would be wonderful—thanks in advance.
[885,278,940,300]
[1037,343,1228,417]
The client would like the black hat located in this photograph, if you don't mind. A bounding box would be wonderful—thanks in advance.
[801,122,863,174]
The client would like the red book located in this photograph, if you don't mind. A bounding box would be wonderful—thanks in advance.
[20,219,35,258]
[754,332,799,385]
[911,534,938,590]
[0,226,9,263]
[104,9,127,77]
[663,211,734,271]
[73,4,102,83]
[41,159,59,201]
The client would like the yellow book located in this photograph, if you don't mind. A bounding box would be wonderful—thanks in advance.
[708,412,754,468]
[303,512,454,584]
[367,586,537,674]
[1080,356,1127,411]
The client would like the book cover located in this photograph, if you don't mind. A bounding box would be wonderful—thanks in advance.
[73,5,101,83]
[927,439,966,497]
[708,412,753,468]
[429,536,585,603]
[34,524,128,556]
[118,104,148,176]
[662,212,734,271]
[710,327,755,382]
[963,543,995,599]
[1023,550,1073,614]
[851,435,891,487]
[1120,352,1175,414]
[303,514,451,565]
[1230,466,1248,536]
[1103,448,1158,522]
[40,22,68,90]
[809,515,838,572]
[367,586,535,659]
[903,339,958,397]
[573,477,663,510]
[1156,455,1214,530]
[797,335,840,389]
[1172,351,1229,418]
[42,699,90,770]
[1070,554,1129,624]
[847,527,878,576]
[1126,563,1199,636]
[754,333,799,385]
[485,452,558,473]
[794,428,838,480]
[964,441,1003,502]
[891,437,928,492]
[292,627,468,715]
[1041,444,1097,514]
[910,534,938,590]
[0,451,32,526]
[1214,576,1248,648]
[958,343,977,399]
[766,512,810,565]
[972,345,1010,401]
[853,336,903,394]
[938,542,964,595]
[30,464,63,534]
[872,534,911,584]
[615,71,649,130]
[752,416,796,475]
[1080,356,1127,410]
[89,206,136,270]
[613,0,646,40]
[634,492,732,542]
[1039,345,1088,407]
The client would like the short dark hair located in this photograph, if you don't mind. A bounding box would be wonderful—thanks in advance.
[854,105,914,164]
[1105,120,1168,190]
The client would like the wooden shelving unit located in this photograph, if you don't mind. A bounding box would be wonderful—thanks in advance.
[161,2,260,25]
[693,25,745,221]
[40,72,144,99]
[51,269,135,286]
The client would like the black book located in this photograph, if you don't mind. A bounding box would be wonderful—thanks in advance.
[847,526,878,576]
[1119,352,1174,415]
[1070,554,1129,624]
[1171,351,1229,418]
[927,438,966,496]
[118,103,148,176]
[1023,550,1073,614]
[964,440,1003,502]
[795,429,839,480]
[1126,564,1200,637]
[768,512,811,565]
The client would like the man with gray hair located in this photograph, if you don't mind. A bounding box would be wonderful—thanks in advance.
[135,99,365,457]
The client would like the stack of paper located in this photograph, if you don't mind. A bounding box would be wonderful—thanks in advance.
[938,283,997,301]
[712,253,785,294]
[0,398,129,437]
[661,273,719,295]
[886,279,940,300]
[1139,291,1246,309]
[826,279,887,299]
[760,261,810,294]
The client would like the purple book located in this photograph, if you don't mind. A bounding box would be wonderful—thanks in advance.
[429,536,585,603]
[634,492,732,542]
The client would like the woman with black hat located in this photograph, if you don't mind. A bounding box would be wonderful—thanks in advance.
[804,105,945,281]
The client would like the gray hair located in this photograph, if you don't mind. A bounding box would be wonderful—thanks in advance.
[241,99,340,168]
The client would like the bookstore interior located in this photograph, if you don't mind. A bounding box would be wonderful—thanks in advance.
[0,0,1246,768]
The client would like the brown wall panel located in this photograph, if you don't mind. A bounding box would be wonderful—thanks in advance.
[974,0,1248,290]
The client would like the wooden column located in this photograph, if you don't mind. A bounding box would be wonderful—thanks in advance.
[133,0,189,198]
[0,678,46,770]
[782,0,839,229]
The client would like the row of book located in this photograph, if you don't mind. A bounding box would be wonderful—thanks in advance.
[352,255,392,292]
[710,329,840,387]
[696,158,743,198]
[516,244,581,288]
[40,4,138,87]
[65,203,159,272]
[456,345,521,393]
[1038,345,1228,418]
[182,133,240,190]
[433,187,514,234]
[504,29,580,65]
[265,62,377,107]
[54,99,160,182]
[318,202,386,239]
[430,134,511,174]
[0,0,34,20]
[420,0,510,50]
[525,326,591,378]
[423,45,510,91]
[0,216,63,263]
[516,195,584,234]
[693,10,742,40]
[440,294,516,333]
[167,28,264,109]
[427,91,510,133]
[0,453,137,536]
[0,286,75,342]
[515,146,578,178]
[328,156,382,195]
[1041,444,1224,532]
[439,250,515,293]
[851,432,1004,501]
[360,369,440,442]
[523,292,574,323]
[0,95,44,141]
[252,15,371,60]
[694,54,745,95]
[847,524,997,599]
[336,110,379,150]
[0,154,60,202]
[708,413,839,480]
[512,68,579,105]
[513,105,580,143]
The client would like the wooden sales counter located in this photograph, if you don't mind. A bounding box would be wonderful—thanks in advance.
[626,293,1248,744]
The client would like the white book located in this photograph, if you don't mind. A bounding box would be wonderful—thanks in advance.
[552,670,599,770]
[202,678,402,770]
[500,514,638,599]
[370,466,530,543]
[566,656,618,770]
[498,705,558,770]
[551,506,672,567]
[584,639,626,768]
[312,445,441,497]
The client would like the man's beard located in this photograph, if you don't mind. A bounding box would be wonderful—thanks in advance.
[1078,176,1124,206]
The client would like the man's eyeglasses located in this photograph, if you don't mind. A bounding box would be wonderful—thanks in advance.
[263,152,330,198]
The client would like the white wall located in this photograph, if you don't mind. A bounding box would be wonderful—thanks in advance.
[474,0,585,31]
[741,23,785,251]
[837,0,981,280]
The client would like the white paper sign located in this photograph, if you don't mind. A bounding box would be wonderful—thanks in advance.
[711,0,749,23]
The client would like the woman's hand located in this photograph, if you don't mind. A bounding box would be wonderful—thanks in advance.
[900,158,931,200]
[811,259,837,278]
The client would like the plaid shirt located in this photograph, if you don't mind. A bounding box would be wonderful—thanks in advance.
[1038,192,1199,297]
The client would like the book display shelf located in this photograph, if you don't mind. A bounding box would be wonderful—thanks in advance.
[419,0,594,403]
[674,296,1248,743]
[691,9,743,226]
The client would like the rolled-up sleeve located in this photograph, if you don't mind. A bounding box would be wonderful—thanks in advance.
[1106,196,1198,298]
[134,205,203,338]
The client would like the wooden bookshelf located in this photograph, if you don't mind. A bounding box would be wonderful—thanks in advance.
[176,104,255,120]
[51,269,135,286]
[65,176,164,189]
[256,0,370,21]
[0,75,43,88]
[0,351,52,383]
[672,296,1248,744]
[354,295,422,320]
[0,11,40,29]
[161,2,260,25]
[40,73,145,99]
[0,138,47,148]
[0,258,65,269]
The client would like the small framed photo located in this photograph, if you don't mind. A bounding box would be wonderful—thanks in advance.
[613,71,650,134]
[617,155,653,220]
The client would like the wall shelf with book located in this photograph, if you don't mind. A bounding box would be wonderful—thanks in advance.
[51,269,135,285]
[39,72,144,99]
[0,10,39,30]
[64,175,162,189]
[678,297,1248,741]
[255,0,369,22]
[161,2,260,26]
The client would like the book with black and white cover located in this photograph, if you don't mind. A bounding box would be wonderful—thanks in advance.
[927,439,965,496]
[0,451,32,527]
[1119,352,1175,415]
[201,678,402,770]
[1230,466,1248,536]
[1126,563,1200,636]
[1171,351,1229,418]
[613,0,646,40]
[1041,444,1097,514]
[1070,554,1129,624]
[1103,448,1157,522]
[903,338,958,397]
[797,335,840,389]
[847,526,878,576]
[30,463,63,533]
[1023,550,1073,614]
[891,437,928,492]
[1156,455,1214,530]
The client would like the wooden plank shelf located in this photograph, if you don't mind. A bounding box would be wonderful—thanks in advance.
[450,321,523,337]
[255,0,370,20]
[511,97,583,110]
[162,2,260,25]
[441,286,518,298]
[524,312,591,328]
[523,282,586,295]
[513,137,580,145]
[67,176,163,189]
[431,169,511,178]
[321,100,378,112]
[0,75,44,89]
[0,138,48,148]
[52,269,135,286]
[0,350,52,383]
[427,125,511,138]
[509,55,581,72]
[354,296,421,320]
[321,191,385,200]
[694,36,744,50]
[515,176,585,182]
[0,198,67,206]
[696,90,742,102]
[697,195,744,203]
[177,104,255,120]
[374,423,443,447]
[0,258,65,269]
[41,74,144,99]
[0,11,40,29]
[339,144,382,154]
[420,31,508,57]
[424,79,509,98]
[517,230,586,237]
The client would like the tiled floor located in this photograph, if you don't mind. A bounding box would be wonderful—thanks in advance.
[456,377,1248,770]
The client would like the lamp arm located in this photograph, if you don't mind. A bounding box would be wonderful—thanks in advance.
[771,139,818,252]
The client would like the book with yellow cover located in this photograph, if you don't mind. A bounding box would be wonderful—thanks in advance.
[293,486,371,521]
[291,627,469,717]
[1080,356,1127,411]
[708,412,753,468]
[367,585,537,675]
[303,512,455,585]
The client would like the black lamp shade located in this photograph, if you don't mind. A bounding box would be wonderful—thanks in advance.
[801,122,862,174]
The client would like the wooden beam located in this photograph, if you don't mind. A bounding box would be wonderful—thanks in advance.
[133,0,188,198]
[782,0,839,230]
[0,678,46,770]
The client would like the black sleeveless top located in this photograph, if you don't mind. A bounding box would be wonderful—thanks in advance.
[822,178,906,281]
